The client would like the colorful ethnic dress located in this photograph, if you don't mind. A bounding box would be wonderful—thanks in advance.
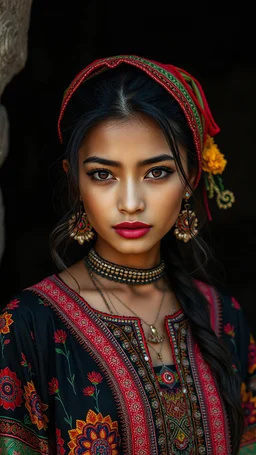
[0,275,255,454]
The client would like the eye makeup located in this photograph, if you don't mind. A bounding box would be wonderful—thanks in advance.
[85,165,175,182]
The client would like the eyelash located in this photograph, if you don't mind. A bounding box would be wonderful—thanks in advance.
[86,166,175,182]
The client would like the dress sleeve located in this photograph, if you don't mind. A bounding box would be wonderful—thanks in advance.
[0,291,55,454]
[221,295,256,453]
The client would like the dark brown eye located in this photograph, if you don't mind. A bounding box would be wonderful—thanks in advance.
[98,171,109,179]
[146,166,174,180]
[86,169,113,181]
[151,169,162,178]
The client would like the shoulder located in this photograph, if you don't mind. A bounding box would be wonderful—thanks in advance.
[194,278,240,313]
[1,275,59,327]
[194,279,252,376]
[194,279,249,337]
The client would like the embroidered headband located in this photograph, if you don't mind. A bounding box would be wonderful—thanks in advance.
[57,55,235,219]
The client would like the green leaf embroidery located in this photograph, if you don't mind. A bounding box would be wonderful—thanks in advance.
[55,348,65,355]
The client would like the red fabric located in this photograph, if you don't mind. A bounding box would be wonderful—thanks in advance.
[147,58,220,139]
[58,55,219,146]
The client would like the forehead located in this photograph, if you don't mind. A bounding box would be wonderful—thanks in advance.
[80,116,175,161]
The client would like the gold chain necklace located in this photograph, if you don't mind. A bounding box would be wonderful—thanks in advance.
[88,270,176,372]
[148,342,164,363]
[88,269,166,344]
[109,288,166,344]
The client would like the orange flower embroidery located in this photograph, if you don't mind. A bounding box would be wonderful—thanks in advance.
[68,410,120,455]
[0,312,13,335]
[24,381,49,430]
[248,334,256,375]
[241,382,256,426]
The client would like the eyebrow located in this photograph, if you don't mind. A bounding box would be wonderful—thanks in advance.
[83,154,174,167]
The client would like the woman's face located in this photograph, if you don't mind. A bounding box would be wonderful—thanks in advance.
[78,116,193,263]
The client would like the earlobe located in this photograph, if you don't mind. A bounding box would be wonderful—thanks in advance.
[184,173,196,198]
[62,159,69,174]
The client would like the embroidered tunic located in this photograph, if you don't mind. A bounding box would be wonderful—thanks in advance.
[0,275,255,454]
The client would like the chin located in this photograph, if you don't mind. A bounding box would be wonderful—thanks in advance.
[110,239,159,255]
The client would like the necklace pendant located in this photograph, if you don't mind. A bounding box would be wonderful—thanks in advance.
[147,325,165,343]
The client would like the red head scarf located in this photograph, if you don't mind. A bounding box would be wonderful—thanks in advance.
[57,55,220,190]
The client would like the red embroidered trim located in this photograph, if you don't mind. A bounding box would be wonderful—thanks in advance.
[32,278,153,455]
[0,417,49,454]
[195,344,231,454]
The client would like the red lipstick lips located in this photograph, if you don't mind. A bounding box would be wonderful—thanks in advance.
[114,221,151,229]
[113,221,152,239]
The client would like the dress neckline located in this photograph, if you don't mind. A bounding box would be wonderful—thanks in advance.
[53,273,185,322]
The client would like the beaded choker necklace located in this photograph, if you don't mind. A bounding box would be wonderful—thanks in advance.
[85,248,165,285]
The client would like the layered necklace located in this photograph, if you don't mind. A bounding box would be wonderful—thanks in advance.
[89,269,166,345]
[85,248,167,344]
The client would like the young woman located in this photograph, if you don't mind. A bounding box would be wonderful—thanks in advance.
[0,55,255,454]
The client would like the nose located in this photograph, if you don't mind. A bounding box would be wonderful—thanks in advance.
[117,178,145,214]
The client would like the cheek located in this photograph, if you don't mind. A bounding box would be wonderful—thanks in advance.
[80,186,108,223]
[151,184,184,222]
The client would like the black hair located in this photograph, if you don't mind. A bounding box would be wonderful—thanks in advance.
[51,64,243,452]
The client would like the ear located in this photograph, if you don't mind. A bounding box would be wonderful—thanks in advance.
[62,159,69,174]
[183,172,196,199]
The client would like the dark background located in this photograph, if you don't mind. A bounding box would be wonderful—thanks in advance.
[0,8,255,333]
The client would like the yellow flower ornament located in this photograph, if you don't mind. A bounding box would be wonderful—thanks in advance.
[202,135,235,210]
[202,135,227,175]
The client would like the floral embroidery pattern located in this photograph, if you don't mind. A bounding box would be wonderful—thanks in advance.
[83,371,103,413]
[155,362,193,453]
[0,312,13,358]
[231,297,241,310]
[68,409,120,455]
[24,381,49,431]
[0,312,14,335]
[248,334,256,375]
[223,323,235,337]
[5,298,20,310]
[163,387,190,451]
[83,386,95,396]
[223,323,239,368]
[54,330,76,395]
[48,378,72,428]
[21,352,34,376]
[241,382,256,427]
[0,367,23,410]
[56,428,66,455]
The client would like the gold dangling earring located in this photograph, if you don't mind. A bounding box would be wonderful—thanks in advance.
[174,192,199,243]
[69,198,95,245]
